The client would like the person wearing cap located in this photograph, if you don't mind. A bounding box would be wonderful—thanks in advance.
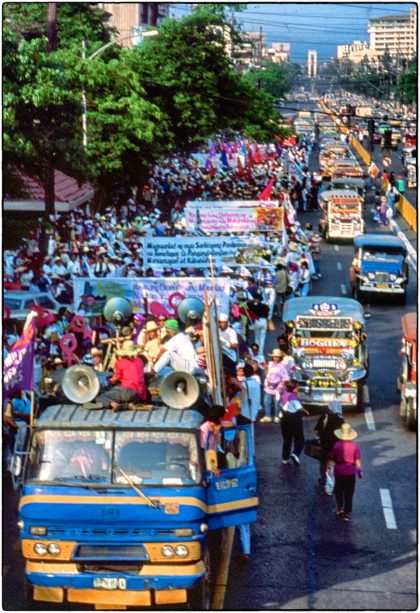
[90,347,104,372]
[89,340,147,411]
[263,278,276,321]
[218,313,238,374]
[260,348,290,423]
[314,401,345,491]
[140,320,162,370]
[327,423,363,522]
[152,319,198,376]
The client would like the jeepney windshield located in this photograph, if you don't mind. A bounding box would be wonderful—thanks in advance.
[27,429,201,486]
[362,247,403,264]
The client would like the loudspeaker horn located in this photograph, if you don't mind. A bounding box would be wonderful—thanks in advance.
[62,365,100,404]
[160,371,200,409]
[177,298,205,325]
[103,297,132,325]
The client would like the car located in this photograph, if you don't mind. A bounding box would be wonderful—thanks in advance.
[377,122,391,135]
[349,234,409,304]
[4,290,70,321]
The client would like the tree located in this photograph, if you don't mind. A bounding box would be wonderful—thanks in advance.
[394,59,417,104]
[242,61,301,100]
[135,11,278,152]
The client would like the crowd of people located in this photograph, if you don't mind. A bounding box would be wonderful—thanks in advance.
[4,126,366,558]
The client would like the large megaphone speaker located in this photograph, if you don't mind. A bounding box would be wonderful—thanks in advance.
[103,297,132,325]
[177,298,205,325]
[160,371,200,409]
[62,365,100,404]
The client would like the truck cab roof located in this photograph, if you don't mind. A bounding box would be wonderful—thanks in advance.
[35,404,204,431]
[354,234,405,250]
[282,296,365,325]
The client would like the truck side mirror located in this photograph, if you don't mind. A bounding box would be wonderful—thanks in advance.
[11,455,22,478]
[205,450,218,473]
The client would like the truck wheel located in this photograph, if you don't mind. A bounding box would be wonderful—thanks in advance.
[406,398,416,431]
[398,292,407,306]
[188,550,211,610]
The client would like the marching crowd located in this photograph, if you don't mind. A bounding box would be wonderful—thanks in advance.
[4,128,364,548]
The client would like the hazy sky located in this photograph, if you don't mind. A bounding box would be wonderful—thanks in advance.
[170,3,415,63]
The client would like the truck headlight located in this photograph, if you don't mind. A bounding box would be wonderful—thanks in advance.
[302,360,312,369]
[175,545,189,558]
[34,543,47,556]
[367,273,375,280]
[30,526,47,536]
[47,543,61,556]
[389,274,397,281]
[161,545,175,558]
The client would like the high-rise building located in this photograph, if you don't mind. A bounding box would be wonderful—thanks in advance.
[267,43,291,64]
[307,50,317,78]
[99,3,169,47]
[337,40,381,66]
[368,7,416,59]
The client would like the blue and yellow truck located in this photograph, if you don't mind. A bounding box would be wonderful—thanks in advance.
[13,402,258,609]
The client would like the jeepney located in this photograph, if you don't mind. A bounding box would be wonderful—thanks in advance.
[349,234,409,304]
[319,189,364,241]
[282,297,368,409]
[324,177,366,199]
[11,403,258,609]
[331,159,364,180]
[397,312,417,430]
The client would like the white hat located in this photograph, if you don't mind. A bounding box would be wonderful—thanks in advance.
[218,313,229,322]
[221,265,234,274]
[239,267,252,278]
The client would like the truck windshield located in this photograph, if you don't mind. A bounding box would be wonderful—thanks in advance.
[362,248,403,263]
[27,430,201,486]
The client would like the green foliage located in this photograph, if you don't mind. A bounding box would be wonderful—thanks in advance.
[394,60,417,104]
[241,61,301,100]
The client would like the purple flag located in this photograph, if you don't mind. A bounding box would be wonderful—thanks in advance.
[209,141,217,157]
[220,150,229,169]
[3,312,37,404]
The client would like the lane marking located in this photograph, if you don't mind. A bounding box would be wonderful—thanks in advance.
[337,262,342,270]
[334,245,339,252]
[380,488,397,530]
[340,284,347,295]
[363,385,370,404]
[364,407,376,431]
[212,526,235,609]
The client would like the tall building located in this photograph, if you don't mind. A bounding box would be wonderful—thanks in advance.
[337,40,381,66]
[267,43,291,64]
[307,50,317,78]
[368,7,417,59]
[100,3,169,46]
[233,31,266,71]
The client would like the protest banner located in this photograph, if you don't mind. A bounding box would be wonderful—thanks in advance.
[73,277,231,318]
[142,236,245,269]
[4,312,36,401]
[185,202,283,234]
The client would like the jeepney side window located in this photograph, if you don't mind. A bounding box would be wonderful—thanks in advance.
[218,428,249,469]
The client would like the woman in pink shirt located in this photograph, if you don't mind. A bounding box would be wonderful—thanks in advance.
[260,349,289,423]
[328,423,363,522]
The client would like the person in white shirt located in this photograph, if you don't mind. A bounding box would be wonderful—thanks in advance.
[238,363,261,445]
[152,319,198,376]
[67,255,82,275]
[218,313,238,363]
[51,258,67,277]
[263,278,276,321]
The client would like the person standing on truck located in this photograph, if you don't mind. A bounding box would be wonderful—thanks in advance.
[89,340,148,411]
[327,423,363,522]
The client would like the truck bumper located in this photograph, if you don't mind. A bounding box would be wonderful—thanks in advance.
[27,561,205,606]
[359,284,405,294]
[297,386,358,407]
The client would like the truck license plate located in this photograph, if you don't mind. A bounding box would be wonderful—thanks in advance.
[377,283,389,288]
[93,577,127,590]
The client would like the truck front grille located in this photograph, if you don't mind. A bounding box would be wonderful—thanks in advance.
[313,358,337,369]
[375,273,389,283]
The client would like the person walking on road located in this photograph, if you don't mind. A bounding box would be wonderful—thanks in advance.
[260,349,289,423]
[280,381,310,466]
[327,423,363,522]
[314,401,344,490]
